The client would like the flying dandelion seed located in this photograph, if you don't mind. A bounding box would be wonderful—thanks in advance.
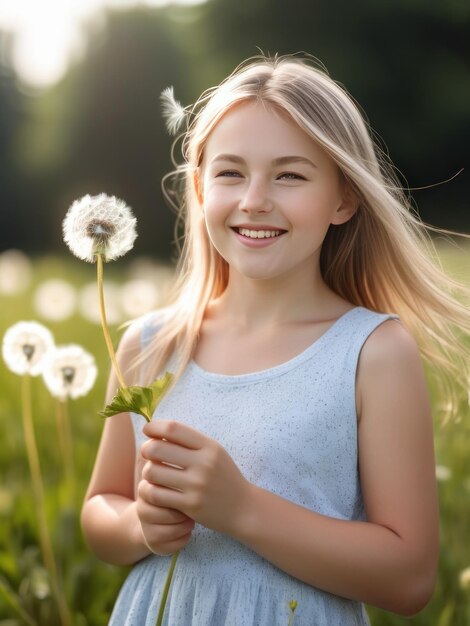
[120,279,160,317]
[2,321,54,376]
[34,279,78,321]
[0,249,32,295]
[79,281,123,324]
[63,193,137,262]
[42,344,97,400]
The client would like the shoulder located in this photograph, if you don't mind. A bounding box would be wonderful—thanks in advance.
[356,319,426,418]
[116,308,173,384]
[360,318,420,367]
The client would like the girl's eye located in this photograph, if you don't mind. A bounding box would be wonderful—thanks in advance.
[216,170,242,178]
[278,172,306,180]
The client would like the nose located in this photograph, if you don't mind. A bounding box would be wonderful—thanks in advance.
[239,178,273,213]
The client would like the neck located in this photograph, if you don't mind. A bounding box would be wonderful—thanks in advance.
[210,264,345,330]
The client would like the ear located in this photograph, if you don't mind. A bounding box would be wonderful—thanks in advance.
[193,170,204,206]
[331,180,359,226]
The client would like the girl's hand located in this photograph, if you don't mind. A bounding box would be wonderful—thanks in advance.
[140,420,252,537]
[136,483,195,555]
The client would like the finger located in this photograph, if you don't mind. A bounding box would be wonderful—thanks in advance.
[141,437,192,468]
[138,479,186,511]
[143,420,206,450]
[139,480,185,511]
[141,516,195,545]
[141,461,187,492]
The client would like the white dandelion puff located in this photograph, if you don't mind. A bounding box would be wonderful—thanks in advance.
[2,321,54,376]
[120,279,160,317]
[0,249,32,295]
[42,344,97,400]
[34,279,77,321]
[63,193,137,262]
[161,86,187,135]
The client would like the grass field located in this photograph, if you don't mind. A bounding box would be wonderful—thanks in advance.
[0,246,469,625]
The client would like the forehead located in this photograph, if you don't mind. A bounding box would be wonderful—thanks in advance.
[203,100,322,160]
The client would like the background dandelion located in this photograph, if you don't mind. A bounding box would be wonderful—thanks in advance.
[0,250,32,296]
[34,279,78,322]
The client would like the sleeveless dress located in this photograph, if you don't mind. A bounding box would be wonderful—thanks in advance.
[109,306,398,626]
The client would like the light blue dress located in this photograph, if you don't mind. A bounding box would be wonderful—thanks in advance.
[109,306,398,625]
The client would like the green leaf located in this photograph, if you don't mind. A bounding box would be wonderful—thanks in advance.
[99,371,173,422]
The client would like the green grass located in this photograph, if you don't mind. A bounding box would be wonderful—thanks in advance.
[0,249,469,625]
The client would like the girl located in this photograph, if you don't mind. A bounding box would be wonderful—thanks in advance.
[81,54,470,625]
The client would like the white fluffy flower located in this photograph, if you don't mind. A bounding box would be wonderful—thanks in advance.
[2,321,54,376]
[0,249,32,295]
[34,279,77,321]
[42,344,97,400]
[63,193,137,262]
[120,279,160,317]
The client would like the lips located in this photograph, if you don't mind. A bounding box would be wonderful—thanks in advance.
[231,226,287,240]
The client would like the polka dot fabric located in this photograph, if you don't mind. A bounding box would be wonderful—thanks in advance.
[110,306,398,625]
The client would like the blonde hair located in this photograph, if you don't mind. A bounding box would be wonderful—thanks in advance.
[139,53,470,421]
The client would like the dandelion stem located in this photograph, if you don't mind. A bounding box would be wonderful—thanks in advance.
[21,375,72,626]
[55,398,75,505]
[287,600,298,626]
[96,252,127,390]
[156,550,179,626]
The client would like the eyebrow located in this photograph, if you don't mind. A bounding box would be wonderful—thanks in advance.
[211,154,317,168]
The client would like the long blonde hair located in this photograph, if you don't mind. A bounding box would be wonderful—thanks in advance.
[140,54,470,420]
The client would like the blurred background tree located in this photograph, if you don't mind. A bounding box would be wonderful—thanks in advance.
[0,0,468,260]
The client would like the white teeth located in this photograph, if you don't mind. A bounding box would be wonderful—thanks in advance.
[238,228,281,239]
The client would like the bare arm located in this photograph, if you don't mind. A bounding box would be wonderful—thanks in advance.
[141,320,439,615]
[80,320,194,565]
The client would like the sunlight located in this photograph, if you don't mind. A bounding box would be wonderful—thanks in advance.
[0,0,206,89]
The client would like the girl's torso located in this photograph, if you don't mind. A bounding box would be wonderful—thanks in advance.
[110,306,397,626]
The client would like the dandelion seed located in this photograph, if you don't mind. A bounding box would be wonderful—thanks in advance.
[42,344,97,400]
[34,279,77,321]
[62,193,137,262]
[161,86,187,135]
[2,321,54,376]
[0,249,32,295]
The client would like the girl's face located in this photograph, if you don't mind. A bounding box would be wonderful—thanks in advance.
[199,101,356,283]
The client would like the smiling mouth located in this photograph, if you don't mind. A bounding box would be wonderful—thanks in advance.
[232,227,287,239]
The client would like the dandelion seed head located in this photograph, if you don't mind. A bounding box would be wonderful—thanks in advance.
[34,279,77,321]
[120,279,160,317]
[2,321,54,376]
[63,193,137,262]
[42,344,97,400]
[0,249,32,295]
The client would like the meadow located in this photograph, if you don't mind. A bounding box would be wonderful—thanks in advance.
[0,246,469,625]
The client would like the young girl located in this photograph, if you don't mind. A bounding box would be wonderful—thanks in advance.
[81,54,470,625]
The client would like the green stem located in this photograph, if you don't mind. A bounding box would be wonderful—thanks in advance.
[0,574,36,626]
[156,551,180,626]
[287,600,298,626]
[21,375,72,626]
[55,398,75,505]
[96,252,127,390]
